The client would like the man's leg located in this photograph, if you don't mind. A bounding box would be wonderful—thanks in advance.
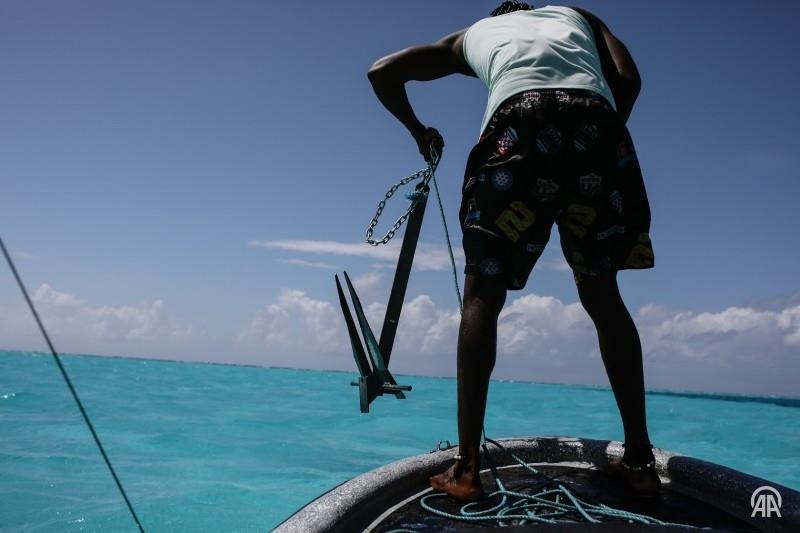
[429,273,506,501]
[576,273,660,492]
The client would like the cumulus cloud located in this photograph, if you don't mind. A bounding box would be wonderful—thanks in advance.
[242,286,800,396]
[0,283,189,355]
[34,284,83,307]
[238,289,346,366]
[248,239,464,271]
[40,285,172,341]
[350,271,386,303]
[632,303,800,395]
[498,294,591,352]
[637,304,800,356]
[381,294,461,358]
[782,306,800,347]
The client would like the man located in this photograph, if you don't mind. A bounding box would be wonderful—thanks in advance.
[368,2,659,501]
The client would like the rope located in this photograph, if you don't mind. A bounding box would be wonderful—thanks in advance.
[0,236,146,533]
[430,172,463,312]
[416,438,694,529]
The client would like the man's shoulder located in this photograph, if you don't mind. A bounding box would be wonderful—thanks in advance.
[567,6,603,27]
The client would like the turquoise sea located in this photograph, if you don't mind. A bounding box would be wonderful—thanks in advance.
[1,349,798,532]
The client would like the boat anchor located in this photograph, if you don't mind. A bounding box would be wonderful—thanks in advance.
[335,181,429,413]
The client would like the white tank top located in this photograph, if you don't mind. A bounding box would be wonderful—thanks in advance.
[463,5,617,133]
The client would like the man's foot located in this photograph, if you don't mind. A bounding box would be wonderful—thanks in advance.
[605,456,662,497]
[429,462,485,502]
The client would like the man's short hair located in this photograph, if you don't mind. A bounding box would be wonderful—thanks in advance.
[490,1,534,16]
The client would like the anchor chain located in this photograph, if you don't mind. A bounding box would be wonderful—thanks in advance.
[365,153,439,246]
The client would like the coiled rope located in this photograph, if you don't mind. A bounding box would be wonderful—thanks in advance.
[1,236,146,532]
[415,438,692,528]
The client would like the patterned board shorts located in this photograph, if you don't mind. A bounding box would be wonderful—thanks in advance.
[460,89,655,289]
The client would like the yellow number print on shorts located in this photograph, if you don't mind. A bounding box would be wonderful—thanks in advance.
[564,204,597,239]
[625,233,655,268]
[495,201,536,242]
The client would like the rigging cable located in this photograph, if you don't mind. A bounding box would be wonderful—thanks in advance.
[1,235,146,533]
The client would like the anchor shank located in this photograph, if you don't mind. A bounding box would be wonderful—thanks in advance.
[378,188,428,366]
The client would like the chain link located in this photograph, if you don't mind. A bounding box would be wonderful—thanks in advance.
[365,153,440,246]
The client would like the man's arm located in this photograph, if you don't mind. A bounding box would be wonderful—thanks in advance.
[571,7,641,123]
[368,29,475,160]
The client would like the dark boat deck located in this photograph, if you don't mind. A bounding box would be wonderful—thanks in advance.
[372,464,755,531]
[275,437,799,533]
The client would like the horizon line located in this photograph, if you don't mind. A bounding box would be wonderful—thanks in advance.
[3,348,798,406]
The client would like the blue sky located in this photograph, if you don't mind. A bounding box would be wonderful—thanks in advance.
[2,1,799,396]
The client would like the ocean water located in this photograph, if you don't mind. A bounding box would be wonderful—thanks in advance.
[1,350,798,532]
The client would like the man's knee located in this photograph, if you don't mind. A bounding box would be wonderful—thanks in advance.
[575,271,621,319]
[464,274,507,316]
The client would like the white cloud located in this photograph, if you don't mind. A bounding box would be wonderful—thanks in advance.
[248,239,463,271]
[20,280,791,396]
[393,294,460,356]
[637,304,800,356]
[88,300,168,341]
[249,239,394,259]
[631,303,800,394]
[278,258,339,270]
[542,258,572,272]
[350,271,387,303]
[0,284,189,354]
[498,294,590,351]
[34,284,83,307]
[238,289,346,366]
[36,285,179,342]
[777,306,800,347]
[241,287,800,396]
[353,294,460,376]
